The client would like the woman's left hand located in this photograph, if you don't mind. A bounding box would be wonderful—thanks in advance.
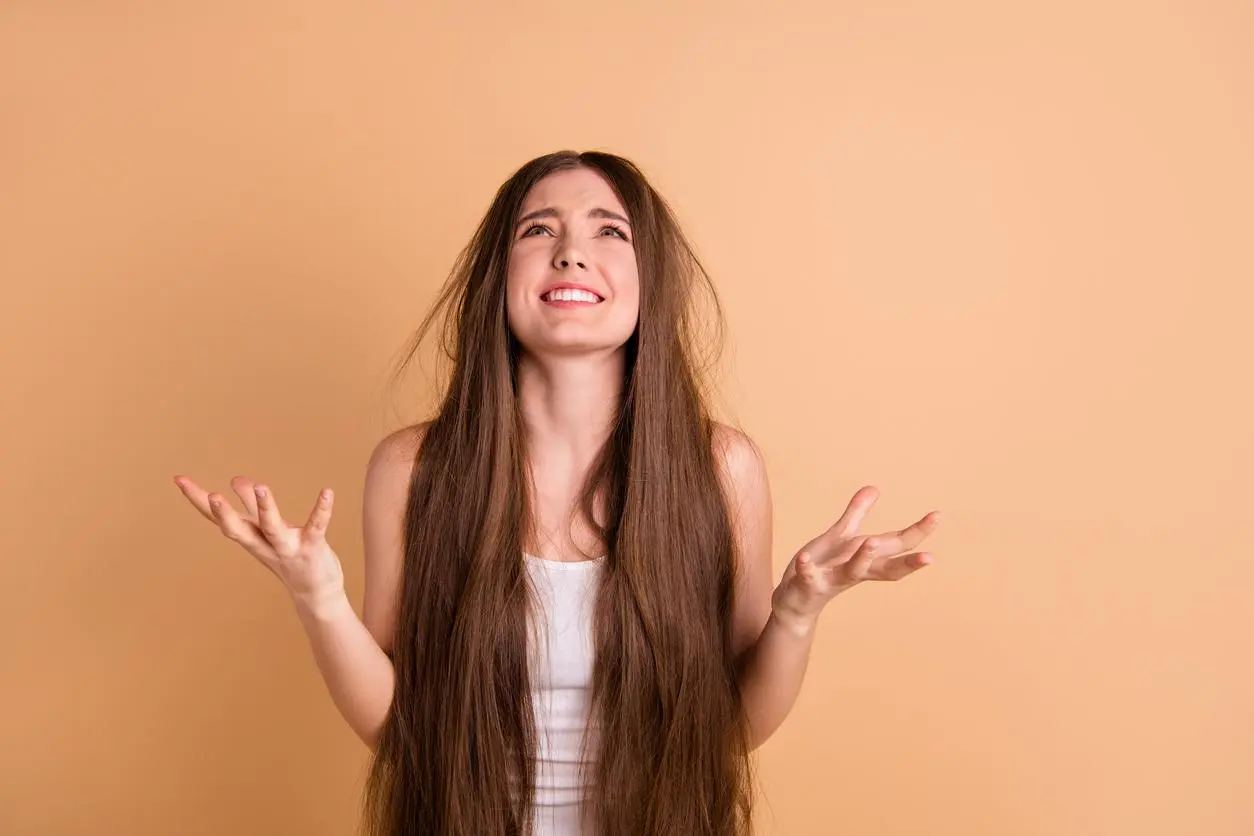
[770,485,940,635]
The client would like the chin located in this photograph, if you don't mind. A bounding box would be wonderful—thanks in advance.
[516,331,632,360]
[535,341,627,358]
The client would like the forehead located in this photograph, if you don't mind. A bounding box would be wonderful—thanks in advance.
[519,167,627,216]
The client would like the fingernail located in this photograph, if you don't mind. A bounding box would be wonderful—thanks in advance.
[255,486,267,498]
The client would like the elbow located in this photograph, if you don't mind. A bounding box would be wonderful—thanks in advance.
[360,721,385,755]
[746,723,774,753]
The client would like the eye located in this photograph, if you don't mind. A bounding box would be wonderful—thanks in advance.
[520,223,552,238]
[600,224,629,240]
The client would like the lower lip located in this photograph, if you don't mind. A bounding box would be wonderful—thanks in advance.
[542,298,602,308]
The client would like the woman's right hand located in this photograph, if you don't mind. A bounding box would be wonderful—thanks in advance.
[174,474,346,613]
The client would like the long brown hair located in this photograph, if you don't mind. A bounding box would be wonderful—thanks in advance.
[361,150,756,835]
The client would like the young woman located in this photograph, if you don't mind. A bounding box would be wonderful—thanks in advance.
[174,150,940,835]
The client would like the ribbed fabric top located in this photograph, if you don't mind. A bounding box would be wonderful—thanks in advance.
[522,553,605,836]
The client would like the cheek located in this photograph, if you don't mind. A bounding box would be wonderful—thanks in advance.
[623,280,641,315]
[614,277,642,334]
[505,251,527,295]
[609,250,640,301]
[618,263,641,313]
[505,253,537,315]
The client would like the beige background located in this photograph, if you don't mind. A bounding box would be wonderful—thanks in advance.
[2,2,1251,834]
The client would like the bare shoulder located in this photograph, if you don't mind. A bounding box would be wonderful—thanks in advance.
[709,420,771,540]
[367,422,428,473]
[711,421,768,496]
[361,421,431,655]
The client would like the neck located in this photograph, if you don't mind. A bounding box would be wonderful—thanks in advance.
[515,350,624,463]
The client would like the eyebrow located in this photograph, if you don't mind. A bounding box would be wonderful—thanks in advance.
[515,206,631,229]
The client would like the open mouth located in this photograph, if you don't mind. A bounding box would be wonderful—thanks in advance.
[541,288,604,304]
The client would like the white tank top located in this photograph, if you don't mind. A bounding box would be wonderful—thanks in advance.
[523,552,605,836]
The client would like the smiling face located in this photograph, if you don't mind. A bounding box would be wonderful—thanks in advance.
[505,166,641,358]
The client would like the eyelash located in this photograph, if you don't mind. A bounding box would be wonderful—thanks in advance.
[521,222,629,241]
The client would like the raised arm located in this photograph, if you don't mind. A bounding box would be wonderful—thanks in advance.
[716,426,942,750]
[713,424,808,750]
[173,423,425,752]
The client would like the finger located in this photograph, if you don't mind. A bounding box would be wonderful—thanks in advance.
[866,551,934,581]
[253,484,287,544]
[230,476,260,519]
[836,535,881,584]
[795,549,823,584]
[824,485,879,539]
[810,533,871,567]
[869,511,942,556]
[175,476,222,523]
[302,488,335,541]
[803,487,879,559]
[208,492,278,561]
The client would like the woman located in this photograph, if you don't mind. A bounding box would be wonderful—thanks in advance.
[174,150,940,835]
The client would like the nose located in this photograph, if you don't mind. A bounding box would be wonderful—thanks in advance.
[553,242,587,271]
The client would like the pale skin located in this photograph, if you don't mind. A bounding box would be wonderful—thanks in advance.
[174,165,941,752]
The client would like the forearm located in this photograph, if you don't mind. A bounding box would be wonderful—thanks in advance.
[292,592,395,752]
[736,610,817,750]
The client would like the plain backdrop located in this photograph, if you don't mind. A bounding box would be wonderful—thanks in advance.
[2,2,1251,834]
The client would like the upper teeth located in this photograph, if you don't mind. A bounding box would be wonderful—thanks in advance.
[545,288,601,303]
